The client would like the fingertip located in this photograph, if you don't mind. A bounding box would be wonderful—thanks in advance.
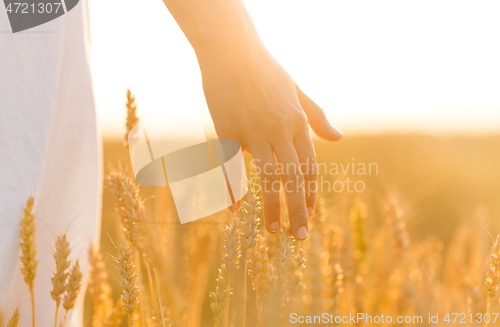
[295,226,309,240]
[320,125,343,142]
[228,200,241,212]
[268,221,280,233]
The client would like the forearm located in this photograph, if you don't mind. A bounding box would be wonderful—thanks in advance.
[162,0,266,66]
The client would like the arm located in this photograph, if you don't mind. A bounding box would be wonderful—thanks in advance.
[162,0,342,239]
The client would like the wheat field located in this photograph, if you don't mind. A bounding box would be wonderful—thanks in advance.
[5,92,500,327]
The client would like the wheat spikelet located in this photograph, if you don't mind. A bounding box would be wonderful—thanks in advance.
[210,268,231,327]
[248,235,275,304]
[124,89,139,145]
[63,260,83,311]
[241,187,261,250]
[152,294,173,327]
[124,198,152,263]
[108,170,137,244]
[486,236,500,301]
[61,261,83,327]
[103,300,126,327]
[20,197,37,292]
[88,244,113,327]
[350,201,369,261]
[324,227,344,318]
[117,241,139,326]
[275,225,293,281]
[288,239,306,296]
[210,219,241,326]
[386,199,410,252]
[152,268,173,327]
[51,234,71,327]
[19,196,37,327]
[110,169,152,262]
[5,308,20,327]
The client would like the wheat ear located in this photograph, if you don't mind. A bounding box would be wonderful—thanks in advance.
[324,227,344,321]
[275,225,293,282]
[50,234,71,327]
[248,235,275,306]
[152,269,173,327]
[124,89,139,145]
[485,235,500,325]
[110,170,151,327]
[210,219,241,327]
[117,241,139,327]
[386,199,410,252]
[88,244,113,327]
[240,187,261,327]
[103,299,126,327]
[61,260,83,327]
[20,196,38,327]
[241,188,261,250]
[108,170,137,244]
[5,308,20,327]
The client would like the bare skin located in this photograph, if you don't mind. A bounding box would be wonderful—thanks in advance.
[163,0,342,239]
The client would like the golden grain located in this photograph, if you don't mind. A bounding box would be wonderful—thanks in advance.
[20,196,38,327]
[386,199,410,252]
[117,241,139,326]
[241,187,261,250]
[51,234,71,327]
[485,236,500,303]
[124,89,139,145]
[5,308,19,327]
[88,244,113,327]
[60,261,83,327]
[103,300,126,327]
[210,219,241,327]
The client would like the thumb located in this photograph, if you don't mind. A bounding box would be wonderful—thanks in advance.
[295,84,343,141]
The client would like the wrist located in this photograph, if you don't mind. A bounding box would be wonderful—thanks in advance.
[195,37,268,74]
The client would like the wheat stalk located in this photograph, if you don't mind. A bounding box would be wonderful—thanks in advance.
[241,188,261,250]
[5,308,20,327]
[152,269,173,327]
[88,244,113,327]
[117,241,140,327]
[103,299,126,327]
[108,170,137,244]
[324,227,344,322]
[275,225,293,281]
[20,196,38,327]
[247,235,275,306]
[485,235,500,325]
[124,89,139,145]
[110,169,152,326]
[51,234,71,327]
[61,261,83,327]
[210,218,241,327]
[386,199,410,252]
[240,187,261,327]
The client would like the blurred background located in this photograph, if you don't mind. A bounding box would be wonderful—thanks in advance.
[88,0,500,136]
[85,1,500,326]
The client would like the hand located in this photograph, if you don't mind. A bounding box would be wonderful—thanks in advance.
[199,46,342,240]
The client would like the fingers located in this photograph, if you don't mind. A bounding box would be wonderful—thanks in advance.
[249,143,282,233]
[228,199,241,212]
[295,84,343,141]
[294,131,318,217]
[272,142,309,240]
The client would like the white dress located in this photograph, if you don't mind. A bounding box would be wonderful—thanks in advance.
[0,1,101,326]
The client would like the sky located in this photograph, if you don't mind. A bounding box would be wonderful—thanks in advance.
[88,0,500,137]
